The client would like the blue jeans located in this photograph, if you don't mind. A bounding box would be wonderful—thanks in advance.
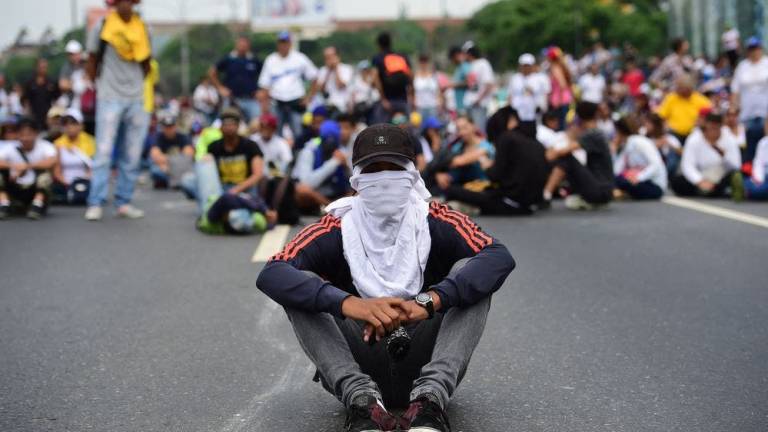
[190,157,257,214]
[468,105,488,133]
[745,176,768,200]
[745,117,765,163]
[274,99,304,139]
[615,176,663,200]
[149,160,169,185]
[663,151,681,178]
[88,99,150,207]
[235,97,261,122]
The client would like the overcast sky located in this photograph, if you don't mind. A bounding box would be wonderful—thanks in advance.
[0,0,492,50]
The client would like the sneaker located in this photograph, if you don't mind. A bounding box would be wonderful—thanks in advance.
[731,172,745,202]
[116,204,145,219]
[85,206,103,221]
[564,194,594,210]
[400,395,451,432]
[344,395,398,432]
[0,204,10,220]
[26,203,45,220]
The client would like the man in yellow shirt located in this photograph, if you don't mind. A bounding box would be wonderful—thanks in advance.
[54,108,96,157]
[656,74,712,142]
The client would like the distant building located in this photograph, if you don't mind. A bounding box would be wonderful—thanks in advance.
[666,0,767,58]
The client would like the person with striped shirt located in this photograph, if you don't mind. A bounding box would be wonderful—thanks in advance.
[256,124,514,432]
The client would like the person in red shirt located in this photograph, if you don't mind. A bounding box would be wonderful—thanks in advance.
[621,58,645,99]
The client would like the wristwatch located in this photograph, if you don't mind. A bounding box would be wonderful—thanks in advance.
[415,292,435,320]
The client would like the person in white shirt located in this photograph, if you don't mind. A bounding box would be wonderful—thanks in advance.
[251,113,292,178]
[722,105,747,156]
[508,53,550,138]
[463,44,495,133]
[0,74,10,122]
[612,116,667,200]
[258,31,318,139]
[730,37,768,162]
[0,118,57,219]
[744,130,768,200]
[671,113,743,198]
[721,26,741,68]
[305,46,354,115]
[578,62,606,104]
[644,113,682,177]
[349,61,380,124]
[192,77,220,124]
[412,53,443,122]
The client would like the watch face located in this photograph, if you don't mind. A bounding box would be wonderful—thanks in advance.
[416,293,431,304]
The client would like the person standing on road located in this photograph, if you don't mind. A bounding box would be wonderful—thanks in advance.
[447,46,471,115]
[463,44,495,133]
[730,37,768,163]
[210,35,263,122]
[258,31,318,140]
[412,53,443,123]
[305,46,354,116]
[371,32,413,124]
[22,58,59,130]
[84,0,152,221]
[508,53,550,138]
[257,123,515,432]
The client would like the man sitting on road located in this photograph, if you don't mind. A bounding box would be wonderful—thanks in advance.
[541,101,615,210]
[149,114,194,191]
[671,112,743,200]
[0,118,57,219]
[292,120,350,211]
[257,123,515,432]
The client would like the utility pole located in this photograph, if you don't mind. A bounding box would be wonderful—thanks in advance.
[180,0,191,96]
[71,0,78,28]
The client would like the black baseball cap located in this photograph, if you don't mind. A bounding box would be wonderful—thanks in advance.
[352,124,416,166]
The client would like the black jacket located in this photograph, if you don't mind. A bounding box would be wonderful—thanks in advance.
[486,129,548,206]
[256,202,515,318]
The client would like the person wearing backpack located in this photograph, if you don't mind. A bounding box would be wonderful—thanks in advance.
[84,0,152,221]
[372,32,414,124]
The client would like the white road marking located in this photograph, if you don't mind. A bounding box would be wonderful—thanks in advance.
[661,196,768,229]
[251,225,291,262]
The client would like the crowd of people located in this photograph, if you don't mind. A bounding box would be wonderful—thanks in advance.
[1,0,767,229]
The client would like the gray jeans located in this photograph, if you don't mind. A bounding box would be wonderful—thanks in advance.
[284,261,491,409]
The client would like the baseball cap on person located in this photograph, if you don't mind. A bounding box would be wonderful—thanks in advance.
[277,30,291,42]
[63,108,83,124]
[518,53,536,66]
[260,113,278,129]
[351,124,416,167]
[65,40,83,54]
[319,120,341,141]
[747,36,762,49]
[220,107,242,122]
[423,116,443,130]
[47,106,66,119]
[159,115,176,127]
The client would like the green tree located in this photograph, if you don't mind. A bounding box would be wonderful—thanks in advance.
[467,0,667,70]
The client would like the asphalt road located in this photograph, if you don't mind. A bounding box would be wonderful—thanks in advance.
[1,186,767,432]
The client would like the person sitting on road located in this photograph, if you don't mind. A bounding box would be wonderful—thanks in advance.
[292,120,350,211]
[611,116,668,200]
[0,118,57,219]
[256,123,515,432]
[391,112,426,171]
[149,114,194,191]
[644,113,682,178]
[52,109,92,205]
[251,113,292,178]
[433,116,495,196]
[192,108,277,234]
[656,74,712,144]
[294,105,327,152]
[670,112,743,200]
[743,119,768,200]
[542,101,614,210]
[443,107,548,215]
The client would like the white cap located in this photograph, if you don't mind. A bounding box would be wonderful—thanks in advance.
[65,40,83,54]
[64,108,83,123]
[518,53,536,66]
